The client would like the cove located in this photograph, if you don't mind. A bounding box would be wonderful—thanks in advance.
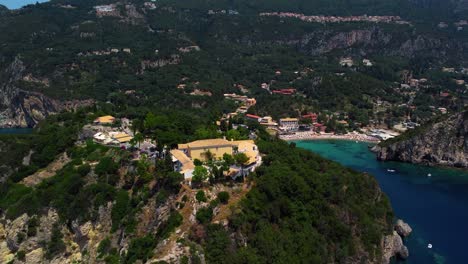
[294,139,468,264]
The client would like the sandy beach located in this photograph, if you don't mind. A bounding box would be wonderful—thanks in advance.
[279,131,381,143]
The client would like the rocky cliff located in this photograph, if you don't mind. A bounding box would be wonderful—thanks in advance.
[374,111,468,168]
[381,219,412,264]
[0,58,93,128]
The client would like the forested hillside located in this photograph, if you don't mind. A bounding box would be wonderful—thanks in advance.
[0,111,395,263]
[1,0,462,263]
[0,0,467,127]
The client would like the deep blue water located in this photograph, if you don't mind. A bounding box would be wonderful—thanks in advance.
[295,140,468,264]
[2,0,48,9]
[0,128,33,134]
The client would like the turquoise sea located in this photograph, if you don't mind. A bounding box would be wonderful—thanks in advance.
[295,140,468,264]
[2,0,48,9]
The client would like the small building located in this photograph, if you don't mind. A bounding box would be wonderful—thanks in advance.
[94,115,115,125]
[272,88,296,95]
[259,116,278,127]
[246,114,261,122]
[340,58,354,67]
[93,132,107,142]
[363,59,373,67]
[279,118,299,131]
[178,139,235,161]
[314,123,327,133]
[302,113,318,123]
[438,107,448,114]
[110,132,133,145]
[440,92,450,98]
[171,149,195,179]
[245,98,257,107]
[337,120,349,126]
[261,83,269,90]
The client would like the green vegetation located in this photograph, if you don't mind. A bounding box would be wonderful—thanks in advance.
[1,0,459,262]
[201,139,393,263]
[196,190,208,202]
[217,191,230,204]
[192,166,209,185]
[196,207,213,224]
[124,235,157,264]
[45,223,66,259]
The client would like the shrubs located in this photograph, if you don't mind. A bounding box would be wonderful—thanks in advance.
[45,223,65,259]
[95,157,118,177]
[217,191,230,204]
[77,163,91,176]
[124,235,157,264]
[192,166,209,185]
[97,237,112,258]
[196,190,207,202]
[111,191,130,232]
[157,211,183,239]
[196,207,213,224]
[27,216,39,237]
[16,250,26,261]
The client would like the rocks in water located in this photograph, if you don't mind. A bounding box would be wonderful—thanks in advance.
[382,219,412,263]
[395,219,412,237]
[382,231,409,263]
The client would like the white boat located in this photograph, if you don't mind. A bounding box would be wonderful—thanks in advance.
[428,173,432,177]
[428,243,433,249]
[387,169,396,173]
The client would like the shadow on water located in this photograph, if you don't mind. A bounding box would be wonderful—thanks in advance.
[295,139,468,264]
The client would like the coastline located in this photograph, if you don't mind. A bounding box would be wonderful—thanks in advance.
[280,131,381,143]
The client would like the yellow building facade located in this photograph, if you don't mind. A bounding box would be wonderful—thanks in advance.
[178,139,234,161]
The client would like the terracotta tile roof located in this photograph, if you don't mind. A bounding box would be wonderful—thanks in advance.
[94,115,115,123]
[112,133,133,143]
[178,138,232,149]
[170,149,195,172]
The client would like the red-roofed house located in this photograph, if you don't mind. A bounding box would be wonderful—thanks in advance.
[246,114,261,122]
[272,88,296,95]
[314,123,327,133]
[302,113,318,122]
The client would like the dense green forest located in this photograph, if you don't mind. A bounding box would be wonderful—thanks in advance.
[201,139,393,263]
[1,0,466,125]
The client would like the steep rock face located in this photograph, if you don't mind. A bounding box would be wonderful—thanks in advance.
[300,28,392,56]
[382,231,409,263]
[375,111,468,168]
[0,58,57,127]
[0,58,93,128]
[242,26,467,60]
[395,219,413,237]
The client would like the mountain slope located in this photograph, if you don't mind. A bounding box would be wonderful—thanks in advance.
[0,0,467,127]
